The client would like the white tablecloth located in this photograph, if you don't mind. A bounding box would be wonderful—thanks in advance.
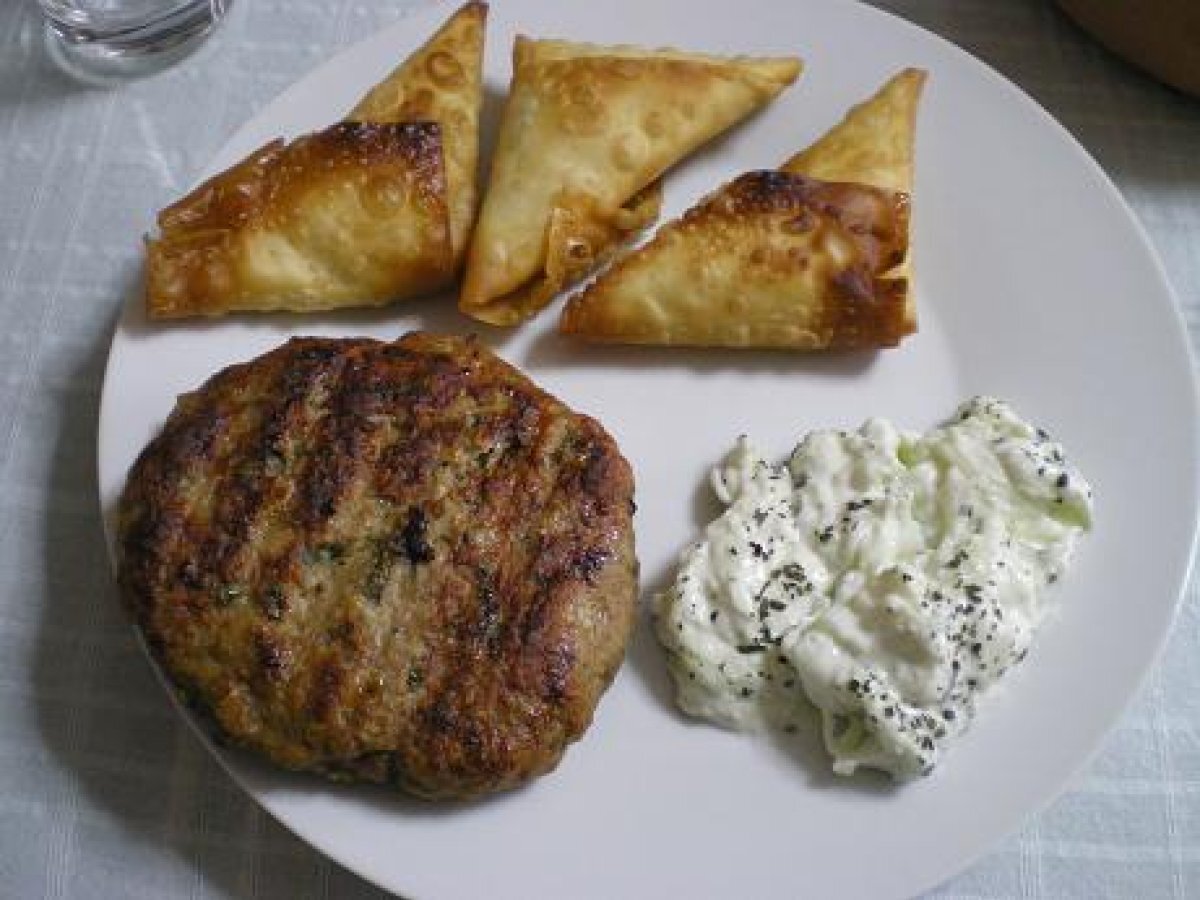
[2,1,1198,896]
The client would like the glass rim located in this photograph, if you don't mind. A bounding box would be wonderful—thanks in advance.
[39,0,228,41]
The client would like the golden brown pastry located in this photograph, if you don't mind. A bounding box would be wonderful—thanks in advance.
[783,67,925,320]
[145,123,452,319]
[559,171,911,348]
[560,69,925,349]
[782,68,925,192]
[145,2,486,319]
[349,1,487,262]
[459,38,802,326]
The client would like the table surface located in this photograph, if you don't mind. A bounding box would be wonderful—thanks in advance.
[2,1,1198,897]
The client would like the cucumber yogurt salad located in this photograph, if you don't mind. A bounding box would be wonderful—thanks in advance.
[655,397,1093,778]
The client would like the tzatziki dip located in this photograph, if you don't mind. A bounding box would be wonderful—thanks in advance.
[655,397,1093,778]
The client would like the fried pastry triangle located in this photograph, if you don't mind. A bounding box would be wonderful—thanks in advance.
[145,2,486,318]
[146,123,452,319]
[560,69,925,348]
[459,38,802,325]
[349,1,486,263]
[560,171,911,348]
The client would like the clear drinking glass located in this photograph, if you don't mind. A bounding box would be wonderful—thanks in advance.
[39,0,232,78]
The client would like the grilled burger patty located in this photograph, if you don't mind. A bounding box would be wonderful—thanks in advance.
[117,333,638,799]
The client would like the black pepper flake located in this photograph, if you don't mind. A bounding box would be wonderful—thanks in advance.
[942,709,957,721]
[946,549,969,569]
[740,687,753,698]
[710,610,719,622]
[737,644,766,654]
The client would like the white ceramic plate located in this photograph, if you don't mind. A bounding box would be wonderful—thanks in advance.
[98,0,1200,897]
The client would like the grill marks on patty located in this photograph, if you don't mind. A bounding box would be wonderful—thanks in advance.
[117,333,638,798]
